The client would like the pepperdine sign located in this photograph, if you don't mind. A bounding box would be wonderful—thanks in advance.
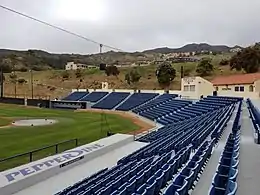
[1,143,104,183]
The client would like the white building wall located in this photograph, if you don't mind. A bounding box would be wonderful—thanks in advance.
[215,82,260,99]
[65,62,78,70]
[181,77,214,99]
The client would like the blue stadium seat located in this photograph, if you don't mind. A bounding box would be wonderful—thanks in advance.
[62,91,88,101]
[92,92,130,109]
[116,93,159,111]
[80,92,108,102]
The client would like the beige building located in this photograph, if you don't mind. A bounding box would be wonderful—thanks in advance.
[211,73,260,99]
[181,76,214,99]
[65,62,97,70]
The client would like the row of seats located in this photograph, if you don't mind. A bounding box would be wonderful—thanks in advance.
[55,105,230,195]
[62,92,166,110]
[156,97,240,125]
[92,92,130,109]
[209,132,240,195]
[81,92,109,102]
[62,91,109,102]
[62,92,88,101]
[209,101,241,195]
[138,105,234,144]
[163,139,215,195]
[132,94,178,114]
[246,99,260,144]
[116,93,159,111]
[139,99,191,122]
[55,97,239,195]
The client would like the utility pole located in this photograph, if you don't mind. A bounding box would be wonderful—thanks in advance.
[0,66,3,98]
[12,65,17,98]
[30,70,33,99]
[99,44,103,54]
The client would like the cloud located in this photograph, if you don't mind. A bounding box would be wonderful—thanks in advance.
[0,0,259,54]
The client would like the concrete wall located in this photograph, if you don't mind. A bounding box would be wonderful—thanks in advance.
[72,88,182,95]
[0,134,134,195]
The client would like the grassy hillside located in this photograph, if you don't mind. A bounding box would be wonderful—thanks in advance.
[2,53,243,99]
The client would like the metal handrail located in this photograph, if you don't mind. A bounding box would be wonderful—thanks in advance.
[0,138,78,163]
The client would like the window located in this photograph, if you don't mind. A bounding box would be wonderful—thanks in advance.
[216,86,219,91]
[240,86,244,92]
[184,85,189,91]
[235,86,239,91]
[249,85,254,92]
[190,85,195,91]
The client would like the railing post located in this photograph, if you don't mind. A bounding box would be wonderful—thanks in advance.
[55,145,58,154]
[29,152,33,162]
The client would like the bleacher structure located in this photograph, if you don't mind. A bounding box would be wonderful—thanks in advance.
[48,92,243,195]
[3,89,260,195]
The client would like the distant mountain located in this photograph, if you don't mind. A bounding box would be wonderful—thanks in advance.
[144,43,243,54]
[0,43,244,71]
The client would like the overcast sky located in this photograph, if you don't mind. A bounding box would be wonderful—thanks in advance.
[0,0,259,54]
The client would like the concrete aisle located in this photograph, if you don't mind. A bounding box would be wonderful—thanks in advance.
[192,106,237,195]
[237,103,260,195]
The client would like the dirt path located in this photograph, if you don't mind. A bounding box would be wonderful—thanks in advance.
[76,109,155,135]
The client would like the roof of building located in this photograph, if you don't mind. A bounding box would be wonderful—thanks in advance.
[211,73,260,86]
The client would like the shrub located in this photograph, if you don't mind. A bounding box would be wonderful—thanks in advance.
[105,65,120,76]
[219,59,229,66]
[61,71,70,79]
[19,67,28,72]
[17,78,27,84]
[75,69,83,78]
[9,74,17,80]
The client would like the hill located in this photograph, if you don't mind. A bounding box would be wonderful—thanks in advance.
[0,43,241,71]
[2,52,240,99]
[144,43,243,54]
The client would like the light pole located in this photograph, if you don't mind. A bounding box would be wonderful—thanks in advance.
[11,71,17,98]
[0,66,3,98]
[30,70,33,99]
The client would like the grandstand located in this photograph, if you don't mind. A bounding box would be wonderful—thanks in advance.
[2,87,260,195]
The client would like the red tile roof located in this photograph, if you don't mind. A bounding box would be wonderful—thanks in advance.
[211,73,260,86]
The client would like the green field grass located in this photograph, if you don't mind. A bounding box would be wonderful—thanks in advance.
[0,104,139,170]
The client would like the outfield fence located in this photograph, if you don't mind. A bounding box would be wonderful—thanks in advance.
[0,139,78,171]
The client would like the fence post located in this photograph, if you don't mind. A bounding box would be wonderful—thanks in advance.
[55,145,58,154]
[29,152,33,162]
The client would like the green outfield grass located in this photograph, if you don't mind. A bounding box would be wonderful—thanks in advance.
[0,104,139,170]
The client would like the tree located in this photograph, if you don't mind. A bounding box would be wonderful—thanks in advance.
[0,73,5,82]
[230,45,260,73]
[75,69,83,78]
[0,59,12,73]
[156,61,176,88]
[125,68,142,87]
[19,67,28,72]
[196,58,214,76]
[219,59,229,66]
[105,65,120,76]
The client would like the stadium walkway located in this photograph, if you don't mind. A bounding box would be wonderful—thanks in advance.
[13,141,148,195]
[237,103,260,195]
[192,104,238,195]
